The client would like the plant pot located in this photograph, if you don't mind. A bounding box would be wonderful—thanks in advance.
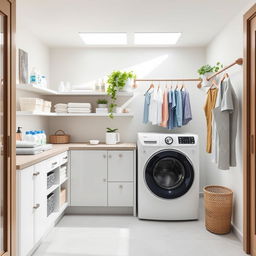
[105,132,120,145]
[201,72,213,87]
[120,78,133,92]
[98,104,108,108]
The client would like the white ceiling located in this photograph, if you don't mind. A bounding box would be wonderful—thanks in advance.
[17,0,251,48]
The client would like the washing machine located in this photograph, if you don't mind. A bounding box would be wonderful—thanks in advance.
[137,133,199,220]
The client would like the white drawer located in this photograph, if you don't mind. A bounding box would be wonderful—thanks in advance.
[108,151,134,182]
[108,182,133,207]
[59,151,68,165]
[46,155,60,171]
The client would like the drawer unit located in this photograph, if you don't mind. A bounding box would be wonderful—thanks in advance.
[108,182,134,207]
[59,151,68,165]
[46,155,60,171]
[108,151,134,182]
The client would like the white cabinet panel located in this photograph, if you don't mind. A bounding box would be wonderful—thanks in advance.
[34,161,47,244]
[59,151,68,165]
[108,151,134,182]
[18,166,34,256]
[108,182,133,207]
[71,150,108,206]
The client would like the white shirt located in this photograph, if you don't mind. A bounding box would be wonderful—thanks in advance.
[148,88,158,125]
[157,88,163,125]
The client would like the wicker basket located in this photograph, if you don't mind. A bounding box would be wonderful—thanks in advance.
[49,130,70,144]
[204,185,233,234]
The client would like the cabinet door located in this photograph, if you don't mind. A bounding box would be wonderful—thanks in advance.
[108,182,133,207]
[71,151,108,206]
[34,161,48,244]
[17,166,34,256]
[108,151,134,181]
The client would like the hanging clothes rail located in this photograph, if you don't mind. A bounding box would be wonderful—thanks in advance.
[134,78,201,82]
[206,58,243,81]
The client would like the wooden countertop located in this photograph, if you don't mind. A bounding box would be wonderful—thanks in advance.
[16,143,137,170]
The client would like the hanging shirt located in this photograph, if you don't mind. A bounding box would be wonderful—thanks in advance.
[156,88,163,125]
[160,88,169,127]
[212,78,238,170]
[173,89,183,128]
[148,88,158,125]
[204,88,218,153]
[143,91,152,124]
[168,90,176,129]
[181,90,192,125]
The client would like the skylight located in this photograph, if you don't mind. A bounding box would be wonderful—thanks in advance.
[134,33,181,45]
[79,33,127,45]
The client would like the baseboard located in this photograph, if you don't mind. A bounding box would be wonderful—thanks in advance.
[232,223,243,242]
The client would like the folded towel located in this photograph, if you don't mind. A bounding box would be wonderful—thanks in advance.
[55,109,68,113]
[68,108,91,113]
[16,141,39,148]
[68,103,91,108]
[54,103,68,108]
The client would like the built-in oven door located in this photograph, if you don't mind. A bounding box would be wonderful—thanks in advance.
[144,150,194,199]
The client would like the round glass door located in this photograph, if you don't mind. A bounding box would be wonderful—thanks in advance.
[145,150,194,199]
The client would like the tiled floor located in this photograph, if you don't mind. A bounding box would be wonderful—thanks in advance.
[33,205,246,256]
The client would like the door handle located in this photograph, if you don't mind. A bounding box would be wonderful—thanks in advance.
[33,203,40,209]
[52,162,58,167]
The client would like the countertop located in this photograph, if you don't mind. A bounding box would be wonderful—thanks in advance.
[16,143,137,170]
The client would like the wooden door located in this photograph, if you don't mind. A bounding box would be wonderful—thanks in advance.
[70,151,108,206]
[0,1,15,256]
[244,3,256,255]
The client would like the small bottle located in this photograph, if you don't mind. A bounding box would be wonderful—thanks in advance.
[41,130,47,144]
[30,67,38,85]
[24,131,32,142]
[16,127,22,141]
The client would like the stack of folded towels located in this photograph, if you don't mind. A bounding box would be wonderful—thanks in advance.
[67,103,91,113]
[54,103,68,113]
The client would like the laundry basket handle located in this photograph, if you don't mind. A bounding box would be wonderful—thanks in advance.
[54,130,66,135]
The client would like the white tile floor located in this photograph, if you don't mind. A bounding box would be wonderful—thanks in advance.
[33,204,246,256]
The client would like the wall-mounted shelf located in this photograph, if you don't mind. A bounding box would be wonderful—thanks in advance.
[17,84,134,96]
[16,111,134,117]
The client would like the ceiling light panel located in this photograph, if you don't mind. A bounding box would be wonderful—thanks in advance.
[134,33,181,45]
[79,33,127,45]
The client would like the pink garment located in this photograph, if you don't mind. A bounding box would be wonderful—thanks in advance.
[160,88,169,127]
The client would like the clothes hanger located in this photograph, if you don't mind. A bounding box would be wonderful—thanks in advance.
[181,81,185,91]
[209,79,218,90]
[220,73,229,83]
[144,82,154,95]
[175,81,179,90]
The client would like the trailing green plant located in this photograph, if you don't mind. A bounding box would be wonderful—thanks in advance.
[97,99,108,104]
[107,70,136,118]
[106,127,118,133]
[197,62,223,76]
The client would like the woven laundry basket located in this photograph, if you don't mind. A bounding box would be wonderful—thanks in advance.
[204,185,233,234]
[49,130,70,144]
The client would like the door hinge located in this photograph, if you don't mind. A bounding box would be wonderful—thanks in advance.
[251,134,254,154]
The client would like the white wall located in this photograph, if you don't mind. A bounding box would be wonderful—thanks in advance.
[49,47,208,190]
[16,23,50,133]
[206,0,255,239]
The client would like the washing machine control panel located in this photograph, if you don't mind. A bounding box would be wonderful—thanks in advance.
[178,136,195,144]
[165,136,174,145]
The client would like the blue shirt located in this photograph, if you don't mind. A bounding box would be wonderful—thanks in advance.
[173,90,183,127]
[143,91,151,124]
[168,90,176,129]
[181,90,192,125]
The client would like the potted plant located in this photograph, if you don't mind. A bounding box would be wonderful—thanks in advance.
[97,99,108,108]
[197,62,223,87]
[105,128,120,145]
[107,70,136,118]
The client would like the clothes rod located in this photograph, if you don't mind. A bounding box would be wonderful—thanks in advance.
[206,58,243,81]
[134,78,201,82]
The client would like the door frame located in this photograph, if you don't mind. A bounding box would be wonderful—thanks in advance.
[243,3,256,254]
[0,0,16,255]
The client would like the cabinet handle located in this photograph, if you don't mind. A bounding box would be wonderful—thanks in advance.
[103,178,107,182]
[118,154,123,158]
[103,155,106,158]
[33,203,40,209]
[33,172,40,176]
[52,162,58,166]
[119,185,123,189]
[63,156,68,160]
[109,155,112,158]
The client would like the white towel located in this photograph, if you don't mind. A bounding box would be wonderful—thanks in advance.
[54,103,68,108]
[68,103,91,108]
[68,108,91,113]
[55,109,68,113]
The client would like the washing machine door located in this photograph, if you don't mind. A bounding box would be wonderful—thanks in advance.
[145,150,194,199]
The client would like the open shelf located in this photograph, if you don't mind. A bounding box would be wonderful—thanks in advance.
[17,84,134,96]
[17,111,134,117]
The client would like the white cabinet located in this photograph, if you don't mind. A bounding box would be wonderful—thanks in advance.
[108,151,134,181]
[34,161,47,244]
[71,150,108,206]
[108,182,133,207]
[70,150,135,209]
[17,166,34,256]
[17,151,69,256]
